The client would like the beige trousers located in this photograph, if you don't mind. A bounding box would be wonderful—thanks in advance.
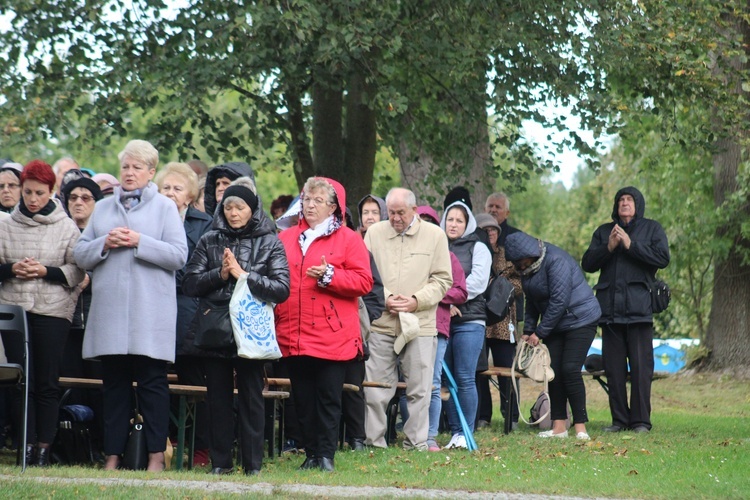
[364,332,437,450]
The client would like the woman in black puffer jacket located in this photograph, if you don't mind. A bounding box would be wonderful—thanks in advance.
[182,178,290,475]
[505,231,600,441]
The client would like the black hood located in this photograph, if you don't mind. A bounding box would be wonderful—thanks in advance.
[204,162,256,217]
[611,186,645,225]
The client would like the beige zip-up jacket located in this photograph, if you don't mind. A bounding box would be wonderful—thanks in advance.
[364,216,452,337]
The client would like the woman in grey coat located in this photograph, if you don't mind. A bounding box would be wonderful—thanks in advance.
[74,140,188,471]
[505,231,600,441]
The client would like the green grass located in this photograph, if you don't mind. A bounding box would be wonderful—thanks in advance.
[1,373,748,499]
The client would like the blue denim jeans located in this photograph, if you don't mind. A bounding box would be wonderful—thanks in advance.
[444,322,485,435]
[428,334,448,440]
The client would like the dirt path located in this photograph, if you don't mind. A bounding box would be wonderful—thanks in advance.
[3,474,602,499]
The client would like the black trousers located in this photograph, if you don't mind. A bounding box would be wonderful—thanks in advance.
[476,338,519,424]
[203,357,265,472]
[270,359,301,444]
[174,355,210,450]
[100,355,169,455]
[545,324,596,423]
[287,356,347,460]
[342,359,366,442]
[2,313,70,445]
[602,323,654,430]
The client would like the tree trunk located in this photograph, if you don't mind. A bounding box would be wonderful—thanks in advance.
[312,72,344,180]
[399,84,495,213]
[285,89,314,189]
[343,68,377,217]
[705,5,750,369]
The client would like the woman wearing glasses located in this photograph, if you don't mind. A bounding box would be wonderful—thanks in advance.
[504,231,601,441]
[0,162,23,214]
[275,177,373,472]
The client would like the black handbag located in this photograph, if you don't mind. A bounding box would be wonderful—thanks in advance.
[193,299,234,350]
[484,275,516,326]
[651,279,671,314]
[122,413,148,470]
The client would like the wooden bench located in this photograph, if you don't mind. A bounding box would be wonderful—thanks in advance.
[479,367,524,435]
[58,377,289,470]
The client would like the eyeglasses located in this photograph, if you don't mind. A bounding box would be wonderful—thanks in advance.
[69,194,95,203]
[0,183,20,190]
[301,196,332,207]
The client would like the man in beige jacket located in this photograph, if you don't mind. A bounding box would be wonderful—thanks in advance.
[363,188,452,450]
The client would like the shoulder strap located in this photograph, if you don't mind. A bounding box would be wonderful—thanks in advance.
[512,341,550,426]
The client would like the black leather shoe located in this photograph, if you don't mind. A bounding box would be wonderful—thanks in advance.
[299,457,319,470]
[349,438,365,451]
[318,457,335,472]
[603,425,625,433]
[36,447,50,467]
[244,468,261,476]
[476,419,490,430]
[210,467,234,475]
[632,426,650,434]
[25,445,36,466]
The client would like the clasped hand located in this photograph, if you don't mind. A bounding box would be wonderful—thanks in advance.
[105,227,140,250]
[387,294,417,314]
[607,224,631,252]
[220,248,244,281]
[12,257,47,280]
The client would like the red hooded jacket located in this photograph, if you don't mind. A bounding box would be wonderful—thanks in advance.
[275,178,374,361]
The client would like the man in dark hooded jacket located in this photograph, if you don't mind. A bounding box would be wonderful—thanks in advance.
[203,162,256,218]
[581,186,669,434]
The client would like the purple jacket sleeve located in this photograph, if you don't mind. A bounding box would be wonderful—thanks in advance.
[441,252,468,306]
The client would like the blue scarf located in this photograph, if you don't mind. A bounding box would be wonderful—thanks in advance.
[120,189,143,211]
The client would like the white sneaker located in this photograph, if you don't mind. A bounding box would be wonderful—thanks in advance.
[537,429,569,438]
[444,433,468,449]
[576,432,591,441]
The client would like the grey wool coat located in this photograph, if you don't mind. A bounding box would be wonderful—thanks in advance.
[74,182,188,363]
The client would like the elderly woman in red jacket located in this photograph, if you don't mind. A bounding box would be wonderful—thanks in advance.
[275,177,373,472]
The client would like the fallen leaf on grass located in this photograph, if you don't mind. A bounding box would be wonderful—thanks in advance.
[614,448,628,457]
[628,469,639,475]
[640,448,652,455]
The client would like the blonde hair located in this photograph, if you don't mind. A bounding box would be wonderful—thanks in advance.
[118,140,159,170]
[155,162,199,201]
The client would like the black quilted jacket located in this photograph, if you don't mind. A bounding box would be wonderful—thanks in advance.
[181,202,290,357]
[505,232,601,339]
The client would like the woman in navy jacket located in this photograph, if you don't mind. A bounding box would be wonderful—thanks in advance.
[505,232,601,440]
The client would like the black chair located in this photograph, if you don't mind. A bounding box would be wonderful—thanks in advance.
[0,304,30,472]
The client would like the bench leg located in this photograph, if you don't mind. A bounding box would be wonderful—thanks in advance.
[187,397,197,470]
[267,400,277,460]
[385,392,400,446]
[174,396,187,471]
[503,377,514,435]
[594,375,609,394]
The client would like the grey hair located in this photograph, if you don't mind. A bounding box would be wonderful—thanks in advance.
[302,177,336,204]
[222,177,258,207]
[118,140,159,170]
[486,192,510,210]
[52,156,79,174]
[385,187,417,208]
[155,162,199,201]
